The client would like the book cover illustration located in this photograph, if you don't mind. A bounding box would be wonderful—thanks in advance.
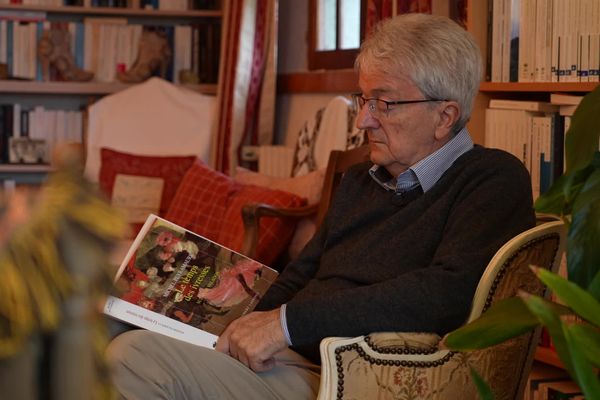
[106,214,278,344]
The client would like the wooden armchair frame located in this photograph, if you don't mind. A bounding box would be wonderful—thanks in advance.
[240,145,370,260]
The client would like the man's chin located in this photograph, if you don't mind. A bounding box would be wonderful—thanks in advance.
[368,143,385,163]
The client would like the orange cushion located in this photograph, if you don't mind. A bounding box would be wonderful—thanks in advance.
[166,160,307,265]
[217,183,307,265]
[233,167,325,259]
[165,160,234,244]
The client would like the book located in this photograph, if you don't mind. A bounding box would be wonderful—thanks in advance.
[104,214,278,348]
[489,99,559,113]
[549,93,583,106]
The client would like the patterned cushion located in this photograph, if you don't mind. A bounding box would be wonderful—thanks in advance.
[234,167,325,205]
[291,96,367,177]
[292,107,324,177]
[165,160,234,244]
[166,160,307,265]
[217,183,307,265]
[233,167,325,259]
[98,148,196,235]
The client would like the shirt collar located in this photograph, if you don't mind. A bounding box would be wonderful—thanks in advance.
[369,127,474,193]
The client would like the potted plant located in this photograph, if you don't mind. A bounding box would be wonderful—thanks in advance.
[444,86,600,400]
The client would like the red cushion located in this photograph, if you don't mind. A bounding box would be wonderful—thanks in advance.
[165,160,234,243]
[99,148,196,218]
[217,183,307,265]
[166,160,307,265]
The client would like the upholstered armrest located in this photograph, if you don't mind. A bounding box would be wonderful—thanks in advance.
[317,332,479,400]
[241,202,319,259]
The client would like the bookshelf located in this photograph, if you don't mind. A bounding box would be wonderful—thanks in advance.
[468,2,596,393]
[480,82,599,92]
[0,1,223,184]
[0,3,221,18]
[0,80,217,95]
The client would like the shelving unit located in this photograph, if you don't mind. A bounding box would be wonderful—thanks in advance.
[0,2,223,184]
[479,82,599,93]
[466,0,595,389]
[0,3,221,18]
[0,80,217,95]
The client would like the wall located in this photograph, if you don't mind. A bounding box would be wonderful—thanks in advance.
[274,0,466,146]
[275,0,346,146]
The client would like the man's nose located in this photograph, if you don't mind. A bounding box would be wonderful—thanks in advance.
[356,106,381,130]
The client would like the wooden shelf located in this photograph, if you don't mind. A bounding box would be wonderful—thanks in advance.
[0,164,52,173]
[0,80,217,95]
[535,346,565,369]
[277,69,358,94]
[479,82,599,93]
[0,4,221,18]
[278,73,599,95]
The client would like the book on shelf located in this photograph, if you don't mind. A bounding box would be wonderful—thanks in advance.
[103,214,279,349]
[549,93,584,106]
[486,0,600,83]
[485,103,563,200]
[489,99,559,113]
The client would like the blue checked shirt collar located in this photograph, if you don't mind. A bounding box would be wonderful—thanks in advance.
[369,127,474,193]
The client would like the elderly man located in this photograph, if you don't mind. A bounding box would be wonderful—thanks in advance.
[108,13,535,400]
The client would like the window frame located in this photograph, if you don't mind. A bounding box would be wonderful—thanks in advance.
[307,0,367,70]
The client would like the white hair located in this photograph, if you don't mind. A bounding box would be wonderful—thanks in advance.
[356,13,482,132]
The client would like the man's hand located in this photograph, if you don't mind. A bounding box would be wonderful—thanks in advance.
[215,308,287,372]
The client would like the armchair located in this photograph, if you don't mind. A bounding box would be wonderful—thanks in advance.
[242,146,566,400]
[317,215,565,400]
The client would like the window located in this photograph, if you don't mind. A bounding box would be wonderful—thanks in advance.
[307,1,464,71]
[308,0,365,70]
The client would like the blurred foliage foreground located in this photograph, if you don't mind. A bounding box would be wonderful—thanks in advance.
[0,150,127,400]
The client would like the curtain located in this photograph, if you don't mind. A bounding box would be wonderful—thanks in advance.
[212,0,278,174]
[365,0,432,35]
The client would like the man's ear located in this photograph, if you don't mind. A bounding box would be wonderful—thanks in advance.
[434,101,460,140]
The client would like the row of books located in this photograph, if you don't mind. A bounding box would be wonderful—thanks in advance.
[0,103,83,164]
[485,100,564,200]
[0,12,220,84]
[489,0,600,83]
[484,94,585,200]
[0,0,219,10]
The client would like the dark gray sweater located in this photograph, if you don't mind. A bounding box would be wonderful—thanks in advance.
[256,146,536,363]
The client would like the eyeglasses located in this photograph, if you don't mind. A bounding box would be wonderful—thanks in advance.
[352,93,447,117]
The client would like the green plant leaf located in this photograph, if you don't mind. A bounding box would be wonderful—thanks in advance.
[566,165,600,290]
[523,295,576,377]
[536,268,600,326]
[564,325,600,400]
[569,323,600,369]
[588,269,600,301]
[444,297,538,350]
[535,161,595,218]
[535,173,568,215]
[469,367,494,400]
[564,86,600,173]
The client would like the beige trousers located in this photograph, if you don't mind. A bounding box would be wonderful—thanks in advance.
[107,330,321,400]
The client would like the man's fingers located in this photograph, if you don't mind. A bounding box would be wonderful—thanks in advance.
[251,357,276,372]
[215,330,231,354]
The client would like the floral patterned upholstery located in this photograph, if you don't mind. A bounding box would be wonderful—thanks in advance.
[318,215,566,400]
